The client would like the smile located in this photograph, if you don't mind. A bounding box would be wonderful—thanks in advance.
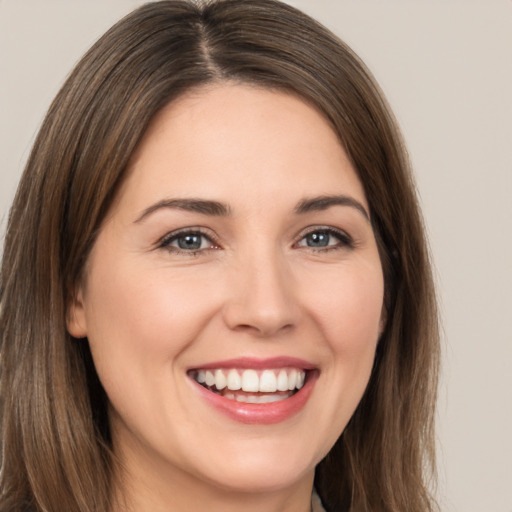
[187,358,317,424]
[188,368,307,404]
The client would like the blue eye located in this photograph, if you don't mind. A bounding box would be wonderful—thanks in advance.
[174,233,206,250]
[160,230,217,253]
[297,228,352,250]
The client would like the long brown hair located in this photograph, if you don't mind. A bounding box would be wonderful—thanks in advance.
[0,1,439,510]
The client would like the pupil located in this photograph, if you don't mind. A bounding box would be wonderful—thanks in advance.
[307,232,329,247]
[178,234,201,250]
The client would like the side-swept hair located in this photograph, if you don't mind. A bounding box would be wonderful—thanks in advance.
[0,1,439,510]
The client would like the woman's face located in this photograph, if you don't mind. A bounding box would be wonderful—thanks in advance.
[68,84,384,502]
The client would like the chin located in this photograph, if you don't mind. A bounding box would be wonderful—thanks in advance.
[186,434,322,495]
[202,461,314,495]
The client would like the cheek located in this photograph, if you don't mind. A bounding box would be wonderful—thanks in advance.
[82,259,223,431]
[85,263,218,358]
[307,261,384,347]
[292,261,383,458]
[305,261,383,403]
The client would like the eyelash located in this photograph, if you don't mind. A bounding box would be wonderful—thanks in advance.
[158,228,219,256]
[295,226,354,252]
[157,226,354,256]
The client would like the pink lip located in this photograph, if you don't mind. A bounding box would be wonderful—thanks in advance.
[188,357,318,425]
[188,356,317,371]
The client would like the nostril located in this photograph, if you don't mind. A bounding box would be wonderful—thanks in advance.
[230,321,294,337]
[222,299,298,337]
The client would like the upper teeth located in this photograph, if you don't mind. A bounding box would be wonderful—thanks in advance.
[194,368,306,393]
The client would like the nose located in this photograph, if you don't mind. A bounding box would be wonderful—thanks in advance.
[222,250,300,338]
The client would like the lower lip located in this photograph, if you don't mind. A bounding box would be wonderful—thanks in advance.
[191,371,318,425]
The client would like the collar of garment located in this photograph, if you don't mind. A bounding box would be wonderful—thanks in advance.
[311,488,327,512]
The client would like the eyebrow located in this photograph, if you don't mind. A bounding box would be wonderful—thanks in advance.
[135,194,370,223]
[135,198,231,223]
[294,195,370,221]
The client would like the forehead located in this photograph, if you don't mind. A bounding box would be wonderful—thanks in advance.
[120,83,368,215]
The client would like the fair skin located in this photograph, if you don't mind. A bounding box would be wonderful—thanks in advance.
[68,83,385,512]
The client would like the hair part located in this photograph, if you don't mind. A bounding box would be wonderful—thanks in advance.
[1,1,439,510]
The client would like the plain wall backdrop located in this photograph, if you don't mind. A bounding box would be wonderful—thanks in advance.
[1,1,511,511]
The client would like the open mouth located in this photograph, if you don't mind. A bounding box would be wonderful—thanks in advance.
[187,368,308,404]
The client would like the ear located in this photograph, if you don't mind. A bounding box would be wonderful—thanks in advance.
[67,286,88,338]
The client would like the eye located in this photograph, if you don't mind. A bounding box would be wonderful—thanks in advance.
[296,228,352,250]
[159,229,218,254]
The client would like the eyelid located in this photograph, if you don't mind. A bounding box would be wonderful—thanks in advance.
[294,225,354,249]
[155,225,354,255]
[157,227,220,253]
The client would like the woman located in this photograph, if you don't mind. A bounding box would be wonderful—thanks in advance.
[0,1,439,511]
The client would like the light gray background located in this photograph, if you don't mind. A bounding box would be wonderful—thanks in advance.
[1,1,511,511]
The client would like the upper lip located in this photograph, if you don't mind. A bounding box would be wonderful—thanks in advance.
[188,356,317,371]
